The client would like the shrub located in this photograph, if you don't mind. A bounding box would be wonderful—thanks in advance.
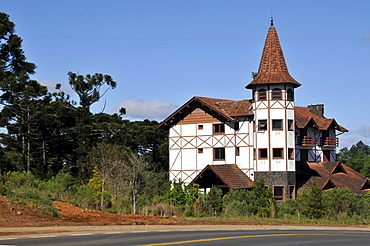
[297,182,325,219]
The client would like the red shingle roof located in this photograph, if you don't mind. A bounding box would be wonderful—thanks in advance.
[294,107,348,132]
[157,96,252,129]
[246,25,301,89]
[300,162,369,194]
[190,164,254,189]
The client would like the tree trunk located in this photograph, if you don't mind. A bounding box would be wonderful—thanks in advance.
[101,180,105,209]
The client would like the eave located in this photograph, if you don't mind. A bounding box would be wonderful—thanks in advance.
[157,96,237,130]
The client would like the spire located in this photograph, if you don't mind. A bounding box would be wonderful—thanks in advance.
[246,21,301,89]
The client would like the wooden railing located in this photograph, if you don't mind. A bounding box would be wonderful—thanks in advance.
[321,137,339,147]
[298,136,318,146]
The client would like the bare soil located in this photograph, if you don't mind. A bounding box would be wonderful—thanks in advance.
[1,196,369,237]
[0,196,178,227]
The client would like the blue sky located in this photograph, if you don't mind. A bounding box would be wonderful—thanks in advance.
[1,0,370,149]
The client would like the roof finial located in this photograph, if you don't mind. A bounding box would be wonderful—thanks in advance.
[270,8,275,28]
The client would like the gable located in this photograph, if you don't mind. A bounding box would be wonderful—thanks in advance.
[361,179,370,191]
[323,179,336,190]
[178,108,220,125]
[299,162,370,194]
[331,162,347,174]
[190,164,254,189]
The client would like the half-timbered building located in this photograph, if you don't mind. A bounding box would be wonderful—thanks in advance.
[158,20,369,200]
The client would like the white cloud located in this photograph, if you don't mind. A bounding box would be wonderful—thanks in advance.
[38,78,74,95]
[340,125,370,149]
[113,97,177,121]
[38,78,59,92]
[357,125,370,139]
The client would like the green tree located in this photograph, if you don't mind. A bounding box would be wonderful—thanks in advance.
[297,182,324,219]
[202,186,223,217]
[61,72,117,112]
[0,12,50,173]
[251,179,276,217]
[338,141,370,177]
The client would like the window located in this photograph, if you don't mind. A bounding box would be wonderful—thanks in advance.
[272,120,283,130]
[273,148,283,159]
[259,149,268,159]
[288,120,294,131]
[198,125,203,130]
[198,148,203,154]
[272,88,282,100]
[214,148,225,160]
[258,120,267,131]
[288,186,295,199]
[274,186,284,201]
[258,89,267,100]
[287,89,294,101]
[288,148,294,160]
[213,123,225,134]
[235,147,240,156]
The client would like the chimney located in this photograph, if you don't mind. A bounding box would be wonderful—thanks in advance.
[308,104,324,118]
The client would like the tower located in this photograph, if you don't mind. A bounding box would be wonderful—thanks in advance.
[246,20,301,200]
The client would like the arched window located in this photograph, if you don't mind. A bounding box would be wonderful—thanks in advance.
[258,89,266,101]
[272,88,282,100]
[287,89,294,101]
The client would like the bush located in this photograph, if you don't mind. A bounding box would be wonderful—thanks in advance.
[277,199,298,218]
[297,182,324,219]
[70,184,98,209]
[323,188,370,220]
[201,187,223,217]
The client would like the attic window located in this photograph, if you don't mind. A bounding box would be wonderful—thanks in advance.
[332,163,347,174]
[361,180,370,190]
[213,123,225,134]
[258,89,267,101]
[323,180,336,190]
[272,88,282,100]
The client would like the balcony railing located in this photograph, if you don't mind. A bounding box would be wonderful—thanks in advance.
[321,137,339,147]
[298,136,318,146]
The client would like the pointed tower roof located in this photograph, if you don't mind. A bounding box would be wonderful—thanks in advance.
[246,20,301,89]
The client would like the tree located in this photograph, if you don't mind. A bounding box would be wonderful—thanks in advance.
[202,187,223,217]
[87,142,125,209]
[0,12,50,173]
[251,178,276,217]
[124,151,151,214]
[60,72,117,112]
[297,182,324,219]
[338,141,370,177]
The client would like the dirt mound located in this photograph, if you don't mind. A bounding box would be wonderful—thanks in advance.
[0,196,177,227]
[0,196,55,227]
[53,201,176,225]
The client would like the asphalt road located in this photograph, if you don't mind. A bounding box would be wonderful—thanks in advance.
[1,228,370,246]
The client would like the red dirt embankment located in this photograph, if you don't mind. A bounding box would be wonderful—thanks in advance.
[0,196,176,227]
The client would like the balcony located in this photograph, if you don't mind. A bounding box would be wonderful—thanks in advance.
[321,137,339,147]
[298,136,318,146]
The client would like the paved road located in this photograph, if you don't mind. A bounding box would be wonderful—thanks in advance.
[1,227,370,246]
